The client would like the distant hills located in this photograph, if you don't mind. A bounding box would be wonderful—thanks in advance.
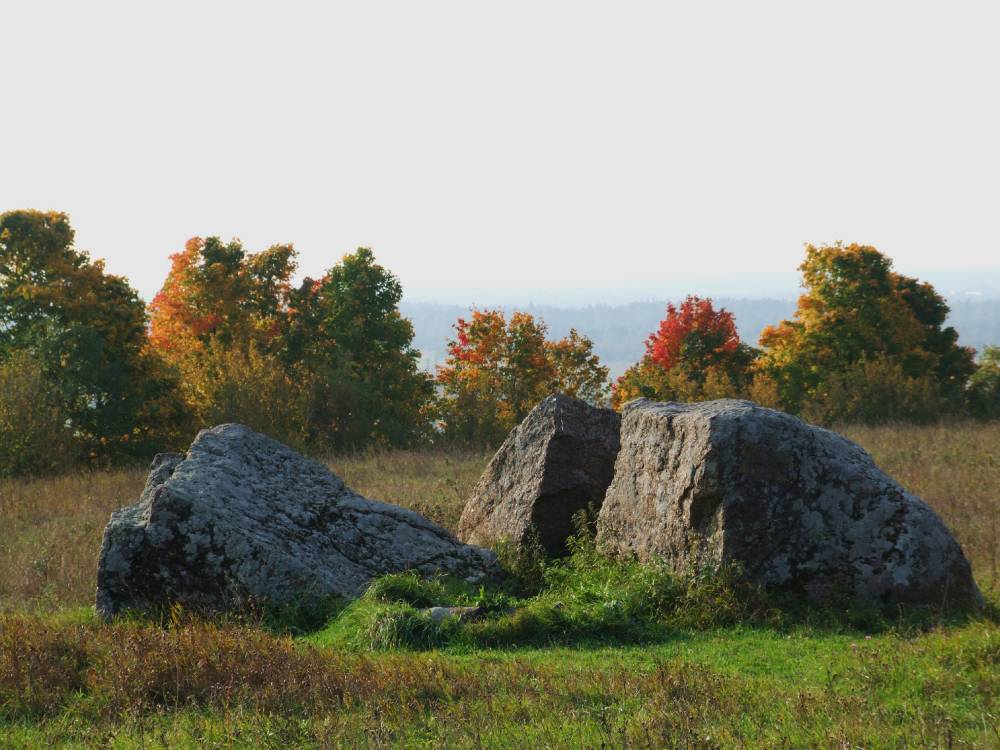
[401,298,1000,378]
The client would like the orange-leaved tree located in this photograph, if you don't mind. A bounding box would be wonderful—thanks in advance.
[147,236,303,444]
[612,296,757,408]
[149,236,296,362]
[436,310,609,445]
[757,242,975,422]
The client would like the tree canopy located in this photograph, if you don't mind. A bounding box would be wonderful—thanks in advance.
[1,209,996,476]
[437,309,609,445]
[613,296,755,408]
[0,210,185,461]
[758,243,976,417]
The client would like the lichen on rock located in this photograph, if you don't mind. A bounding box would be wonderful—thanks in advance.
[96,424,500,618]
[596,399,982,610]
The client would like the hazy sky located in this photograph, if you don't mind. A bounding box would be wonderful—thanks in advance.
[3,1,998,304]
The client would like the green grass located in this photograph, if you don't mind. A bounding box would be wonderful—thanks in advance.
[1,611,997,748]
[2,425,999,747]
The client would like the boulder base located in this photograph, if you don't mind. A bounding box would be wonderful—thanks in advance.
[596,399,982,609]
[458,394,621,555]
[96,424,500,618]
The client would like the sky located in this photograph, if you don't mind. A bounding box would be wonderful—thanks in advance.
[3,1,999,305]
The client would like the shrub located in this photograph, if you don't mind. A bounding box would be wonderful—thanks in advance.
[0,351,77,478]
[365,603,456,650]
[967,345,1000,420]
[801,355,952,426]
[182,339,321,452]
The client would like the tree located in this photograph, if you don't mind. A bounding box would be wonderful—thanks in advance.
[0,210,185,463]
[285,248,435,448]
[0,350,77,477]
[967,345,1000,420]
[546,328,611,405]
[612,296,755,408]
[800,355,948,426]
[149,236,296,362]
[436,309,609,445]
[758,243,975,419]
[181,340,321,452]
[150,241,433,450]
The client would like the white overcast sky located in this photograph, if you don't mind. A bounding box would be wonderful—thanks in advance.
[2,1,998,304]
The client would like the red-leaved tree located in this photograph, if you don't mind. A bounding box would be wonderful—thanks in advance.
[613,296,755,408]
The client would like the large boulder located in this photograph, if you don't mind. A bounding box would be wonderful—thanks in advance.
[596,399,982,609]
[458,394,621,555]
[96,424,500,618]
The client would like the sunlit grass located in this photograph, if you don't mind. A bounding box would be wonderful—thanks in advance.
[1,424,998,748]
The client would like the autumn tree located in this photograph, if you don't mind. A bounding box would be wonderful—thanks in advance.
[0,350,77,477]
[546,328,611,405]
[284,248,435,448]
[149,241,433,449]
[436,310,609,445]
[183,339,321,452]
[149,236,296,362]
[147,236,301,441]
[758,243,975,421]
[0,210,186,464]
[612,296,756,408]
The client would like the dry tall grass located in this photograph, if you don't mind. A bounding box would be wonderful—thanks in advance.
[0,424,997,614]
[842,422,1000,591]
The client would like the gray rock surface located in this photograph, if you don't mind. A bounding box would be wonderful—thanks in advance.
[596,399,982,609]
[458,394,621,555]
[96,424,500,618]
[424,605,486,624]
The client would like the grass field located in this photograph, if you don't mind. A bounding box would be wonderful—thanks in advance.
[1,423,998,748]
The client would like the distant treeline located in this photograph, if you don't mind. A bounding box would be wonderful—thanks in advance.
[403,298,1000,376]
[2,209,1000,478]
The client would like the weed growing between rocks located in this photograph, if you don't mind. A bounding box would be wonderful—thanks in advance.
[307,516,993,652]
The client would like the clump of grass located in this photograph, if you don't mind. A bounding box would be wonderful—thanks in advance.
[364,571,449,608]
[364,603,457,650]
[315,514,994,652]
[312,522,775,651]
[464,529,775,648]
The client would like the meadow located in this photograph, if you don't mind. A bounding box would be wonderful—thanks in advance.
[1,423,998,748]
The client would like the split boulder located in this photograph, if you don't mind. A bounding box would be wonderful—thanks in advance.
[596,399,982,609]
[458,394,621,555]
